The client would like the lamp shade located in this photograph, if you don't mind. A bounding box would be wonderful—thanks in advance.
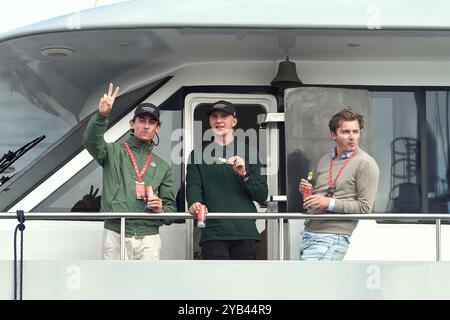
[271,57,302,89]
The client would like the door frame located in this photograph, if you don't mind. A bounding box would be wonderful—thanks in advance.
[183,93,279,259]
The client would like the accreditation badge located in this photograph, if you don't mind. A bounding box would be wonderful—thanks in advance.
[136,181,145,200]
[325,186,335,198]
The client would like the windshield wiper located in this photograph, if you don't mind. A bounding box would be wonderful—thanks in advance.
[0,135,46,186]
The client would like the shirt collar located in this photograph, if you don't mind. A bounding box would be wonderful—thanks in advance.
[330,147,353,159]
[127,134,155,151]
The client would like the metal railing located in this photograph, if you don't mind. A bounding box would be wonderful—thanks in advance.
[2,212,450,261]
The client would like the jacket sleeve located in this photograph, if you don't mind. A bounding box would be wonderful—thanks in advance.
[334,158,380,214]
[243,154,269,205]
[82,112,109,166]
[160,165,177,225]
[186,151,203,207]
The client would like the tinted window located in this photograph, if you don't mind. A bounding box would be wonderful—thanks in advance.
[372,92,419,213]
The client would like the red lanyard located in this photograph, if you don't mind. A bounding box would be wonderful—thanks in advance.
[328,153,354,190]
[123,142,153,183]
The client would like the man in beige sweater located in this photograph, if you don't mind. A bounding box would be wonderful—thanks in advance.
[299,108,379,261]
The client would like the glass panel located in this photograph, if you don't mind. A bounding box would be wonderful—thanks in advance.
[284,87,372,213]
[426,91,450,213]
[0,81,74,175]
[371,92,419,213]
[33,110,182,212]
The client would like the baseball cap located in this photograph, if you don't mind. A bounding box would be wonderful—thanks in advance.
[133,103,160,122]
[207,100,237,118]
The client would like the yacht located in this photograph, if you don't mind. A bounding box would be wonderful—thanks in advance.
[1,0,450,299]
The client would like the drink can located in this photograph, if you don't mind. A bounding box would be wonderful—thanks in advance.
[146,186,154,201]
[303,185,313,209]
[197,205,207,228]
[303,185,313,197]
[145,186,154,210]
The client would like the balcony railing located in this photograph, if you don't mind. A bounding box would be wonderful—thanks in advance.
[2,212,450,261]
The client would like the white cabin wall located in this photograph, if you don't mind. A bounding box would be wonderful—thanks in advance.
[0,221,185,260]
[158,60,450,89]
[81,59,450,120]
[300,60,450,86]
[80,61,278,118]
[346,220,450,261]
[289,220,450,261]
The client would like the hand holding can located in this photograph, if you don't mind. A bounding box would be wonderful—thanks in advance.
[197,204,207,228]
[302,168,314,209]
[302,185,313,209]
[145,186,157,211]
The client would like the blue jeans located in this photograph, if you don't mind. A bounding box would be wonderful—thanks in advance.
[300,231,350,261]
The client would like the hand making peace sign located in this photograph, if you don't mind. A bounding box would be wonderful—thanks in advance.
[98,83,120,117]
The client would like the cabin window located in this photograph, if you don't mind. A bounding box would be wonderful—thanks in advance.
[371,92,419,213]
[0,81,74,175]
[372,90,450,216]
[426,91,450,214]
[284,87,450,218]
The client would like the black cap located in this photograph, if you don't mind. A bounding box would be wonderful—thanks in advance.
[207,100,236,118]
[133,103,160,122]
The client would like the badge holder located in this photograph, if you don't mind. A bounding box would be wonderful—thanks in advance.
[136,181,145,200]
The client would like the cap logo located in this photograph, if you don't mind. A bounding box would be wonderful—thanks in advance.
[141,106,155,113]
[214,104,227,109]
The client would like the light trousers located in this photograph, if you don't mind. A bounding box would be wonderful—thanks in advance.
[102,229,161,260]
[300,231,350,261]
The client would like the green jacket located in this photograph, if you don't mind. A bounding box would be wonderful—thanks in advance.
[83,112,176,236]
[186,140,268,244]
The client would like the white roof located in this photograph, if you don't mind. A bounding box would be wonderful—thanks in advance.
[2,0,450,42]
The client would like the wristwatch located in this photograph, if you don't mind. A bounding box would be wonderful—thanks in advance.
[240,172,250,181]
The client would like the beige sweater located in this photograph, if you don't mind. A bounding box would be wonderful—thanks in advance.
[305,146,380,236]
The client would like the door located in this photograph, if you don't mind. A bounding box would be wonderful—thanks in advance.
[184,93,279,259]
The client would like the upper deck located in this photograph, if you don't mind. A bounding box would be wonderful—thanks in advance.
[3,0,450,300]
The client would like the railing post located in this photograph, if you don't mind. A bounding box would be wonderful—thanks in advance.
[186,219,194,260]
[120,217,126,260]
[278,218,284,260]
[436,219,441,262]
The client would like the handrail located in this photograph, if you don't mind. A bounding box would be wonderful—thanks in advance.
[2,212,450,220]
[1,212,449,261]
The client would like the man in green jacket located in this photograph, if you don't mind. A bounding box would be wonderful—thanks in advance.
[83,83,176,260]
[186,100,268,260]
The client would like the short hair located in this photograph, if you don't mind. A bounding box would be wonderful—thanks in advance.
[328,108,364,133]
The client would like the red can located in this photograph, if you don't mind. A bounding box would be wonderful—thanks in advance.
[197,205,207,228]
[303,185,313,197]
[303,185,313,209]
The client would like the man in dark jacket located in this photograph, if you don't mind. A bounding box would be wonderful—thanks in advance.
[186,100,268,260]
[83,83,176,260]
